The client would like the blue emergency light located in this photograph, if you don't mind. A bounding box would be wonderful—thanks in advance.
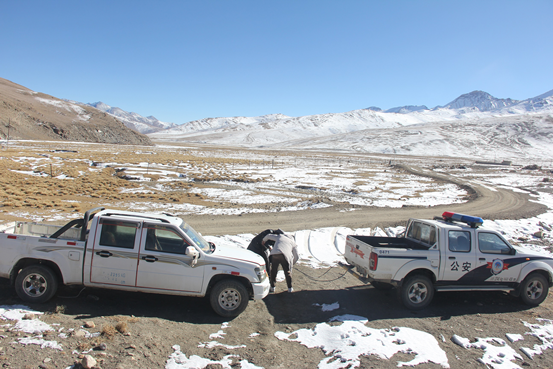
[442,212,483,228]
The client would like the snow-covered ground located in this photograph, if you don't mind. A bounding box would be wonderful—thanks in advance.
[2,305,553,369]
[2,143,553,368]
[2,178,553,368]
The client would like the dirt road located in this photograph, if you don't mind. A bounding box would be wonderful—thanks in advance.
[188,167,548,236]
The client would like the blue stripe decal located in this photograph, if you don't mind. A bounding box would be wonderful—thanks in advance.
[378,255,427,260]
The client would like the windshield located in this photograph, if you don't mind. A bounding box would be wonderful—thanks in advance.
[179,222,211,252]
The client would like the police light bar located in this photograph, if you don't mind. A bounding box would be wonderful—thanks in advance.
[442,212,483,228]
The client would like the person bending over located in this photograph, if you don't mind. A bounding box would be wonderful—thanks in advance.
[263,230,299,293]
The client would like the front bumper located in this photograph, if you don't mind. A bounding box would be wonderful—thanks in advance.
[252,277,271,300]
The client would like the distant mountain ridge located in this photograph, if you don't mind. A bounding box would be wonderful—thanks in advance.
[87,102,176,134]
[3,74,551,160]
[149,88,553,161]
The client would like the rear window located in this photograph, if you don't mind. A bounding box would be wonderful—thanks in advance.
[407,221,437,246]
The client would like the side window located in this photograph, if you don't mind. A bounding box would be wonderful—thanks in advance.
[478,232,512,254]
[145,226,189,254]
[449,231,471,252]
[99,219,138,249]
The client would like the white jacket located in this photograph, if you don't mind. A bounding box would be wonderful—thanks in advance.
[263,233,299,269]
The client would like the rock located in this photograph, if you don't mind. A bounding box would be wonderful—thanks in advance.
[22,313,35,320]
[74,330,87,338]
[81,355,97,369]
[534,231,544,239]
[94,343,108,351]
[84,321,96,329]
[539,221,551,231]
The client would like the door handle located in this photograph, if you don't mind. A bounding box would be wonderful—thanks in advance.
[96,251,113,258]
[142,255,158,263]
[479,258,486,261]
[448,257,456,260]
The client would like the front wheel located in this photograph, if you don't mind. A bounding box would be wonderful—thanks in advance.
[15,265,58,303]
[520,273,549,306]
[399,275,434,310]
[210,280,249,317]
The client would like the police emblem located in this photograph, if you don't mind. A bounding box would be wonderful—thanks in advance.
[491,259,504,275]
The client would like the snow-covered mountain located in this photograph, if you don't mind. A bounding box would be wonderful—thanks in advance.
[87,102,176,134]
[149,89,553,161]
[438,90,518,112]
[385,105,429,114]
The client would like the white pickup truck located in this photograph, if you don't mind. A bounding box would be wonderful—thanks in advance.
[344,212,553,309]
[0,207,270,317]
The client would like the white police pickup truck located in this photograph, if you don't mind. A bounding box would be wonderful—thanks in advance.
[344,212,553,309]
[0,207,270,317]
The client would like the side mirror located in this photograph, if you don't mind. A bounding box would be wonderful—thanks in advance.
[186,246,199,267]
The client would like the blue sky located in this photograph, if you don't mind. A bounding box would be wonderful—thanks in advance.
[1,1,552,124]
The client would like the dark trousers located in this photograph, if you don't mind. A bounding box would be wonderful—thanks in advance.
[270,253,292,289]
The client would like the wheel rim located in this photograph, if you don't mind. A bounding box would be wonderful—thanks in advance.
[22,273,47,298]
[526,280,544,300]
[218,288,241,311]
[408,282,428,304]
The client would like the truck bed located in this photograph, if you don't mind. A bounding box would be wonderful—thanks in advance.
[2,221,81,240]
[349,235,430,250]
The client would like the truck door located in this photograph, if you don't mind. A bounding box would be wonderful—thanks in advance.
[475,231,520,284]
[135,224,204,293]
[87,218,140,287]
[442,230,476,283]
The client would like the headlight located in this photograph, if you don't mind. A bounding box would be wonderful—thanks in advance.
[255,267,268,282]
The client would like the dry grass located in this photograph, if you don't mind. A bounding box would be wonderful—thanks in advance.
[0,142,233,220]
[101,324,117,338]
[76,341,91,351]
[115,321,128,334]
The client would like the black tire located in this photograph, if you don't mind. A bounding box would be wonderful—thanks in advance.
[15,265,58,303]
[210,280,249,317]
[520,273,549,306]
[400,275,434,310]
[371,281,393,291]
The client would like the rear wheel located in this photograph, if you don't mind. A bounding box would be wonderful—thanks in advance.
[210,280,249,317]
[520,273,549,306]
[15,265,58,303]
[400,275,434,310]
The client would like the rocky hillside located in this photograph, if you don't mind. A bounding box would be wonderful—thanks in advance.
[0,78,152,145]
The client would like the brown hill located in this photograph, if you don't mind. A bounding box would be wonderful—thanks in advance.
[0,77,152,145]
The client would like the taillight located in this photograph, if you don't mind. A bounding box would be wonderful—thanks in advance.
[369,252,378,271]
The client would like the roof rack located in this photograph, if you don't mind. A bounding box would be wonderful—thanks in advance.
[440,212,483,228]
[102,212,171,224]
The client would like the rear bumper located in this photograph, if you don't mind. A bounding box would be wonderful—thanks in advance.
[340,262,399,287]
